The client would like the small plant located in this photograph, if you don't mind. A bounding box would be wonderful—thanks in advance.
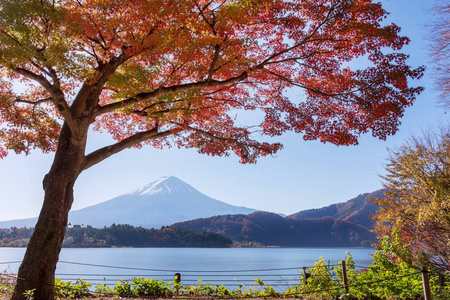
[110,277,173,297]
[249,278,277,297]
[255,278,265,287]
[54,279,91,298]
[298,256,342,299]
[172,274,182,294]
[132,277,171,296]
[183,279,215,295]
[23,288,35,300]
[93,283,113,295]
[113,279,134,296]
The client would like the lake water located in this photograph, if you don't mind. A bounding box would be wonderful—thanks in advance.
[0,247,375,290]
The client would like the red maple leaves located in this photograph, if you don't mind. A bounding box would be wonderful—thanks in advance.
[0,0,424,163]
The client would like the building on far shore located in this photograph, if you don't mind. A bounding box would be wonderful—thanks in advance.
[67,223,88,229]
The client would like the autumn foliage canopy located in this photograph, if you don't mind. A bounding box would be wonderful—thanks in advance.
[372,128,450,271]
[0,0,424,165]
[0,1,427,298]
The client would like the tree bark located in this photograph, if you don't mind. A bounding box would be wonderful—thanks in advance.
[11,124,85,300]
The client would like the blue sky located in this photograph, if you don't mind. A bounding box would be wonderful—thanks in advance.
[0,0,447,221]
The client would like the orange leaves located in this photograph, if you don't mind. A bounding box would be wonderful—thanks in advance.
[372,128,450,270]
[0,67,61,156]
[183,115,283,164]
[0,101,60,156]
[82,0,424,159]
[0,0,425,163]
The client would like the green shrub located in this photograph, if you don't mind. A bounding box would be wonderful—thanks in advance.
[54,279,91,298]
[131,277,171,296]
[42,242,450,299]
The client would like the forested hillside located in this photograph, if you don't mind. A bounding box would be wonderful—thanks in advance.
[287,190,383,229]
[0,224,232,248]
[1,191,382,248]
[173,211,375,247]
[172,191,384,247]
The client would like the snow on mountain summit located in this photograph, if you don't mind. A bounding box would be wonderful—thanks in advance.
[0,176,257,229]
[63,175,257,228]
[127,176,197,196]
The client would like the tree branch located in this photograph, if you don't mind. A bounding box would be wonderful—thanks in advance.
[259,2,338,67]
[72,50,130,118]
[97,71,249,115]
[208,44,222,81]
[14,97,53,106]
[14,67,74,124]
[82,127,173,170]
[94,1,339,119]
[265,68,363,101]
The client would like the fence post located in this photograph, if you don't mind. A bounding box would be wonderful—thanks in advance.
[421,267,432,300]
[341,260,349,293]
[302,267,311,285]
[174,273,181,294]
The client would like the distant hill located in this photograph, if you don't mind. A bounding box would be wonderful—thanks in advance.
[287,190,384,229]
[172,190,384,247]
[172,211,376,247]
[0,176,256,229]
[0,179,385,247]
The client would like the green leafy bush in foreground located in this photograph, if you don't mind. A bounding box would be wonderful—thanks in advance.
[2,238,450,299]
[54,279,91,298]
[290,237,450,300]
[49,248,449,300]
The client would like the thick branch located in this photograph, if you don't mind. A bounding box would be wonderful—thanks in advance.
[74,23,160,117]
[72,51,130,118]
[208,44,222,81]
[97,71,249,115]
[14,97,53,106]
[14,67,50,90]
[94,2,339,118]
[14,67,74,124]
[48,67,61,89]
[82,127,173,170]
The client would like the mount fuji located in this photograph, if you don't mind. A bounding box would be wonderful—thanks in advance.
[0,176,257,229]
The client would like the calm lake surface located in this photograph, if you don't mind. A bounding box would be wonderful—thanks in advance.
[0,247,375,290]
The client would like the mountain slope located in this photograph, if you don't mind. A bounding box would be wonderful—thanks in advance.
[0,176,256,229]
[287,190,383,229]
[172,190,384,247]
[172,211,376,247]
[0,217,38,229]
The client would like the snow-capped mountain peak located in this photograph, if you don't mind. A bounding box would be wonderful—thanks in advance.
[0,176,257,229]
[127,176,196,196]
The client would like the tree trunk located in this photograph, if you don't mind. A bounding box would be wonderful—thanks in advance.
[11,124,85,300]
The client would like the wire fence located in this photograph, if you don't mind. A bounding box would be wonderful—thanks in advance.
[0,260,340,290]
[56,260,307,289]
[0,259,447,299]
[0,259,341,289]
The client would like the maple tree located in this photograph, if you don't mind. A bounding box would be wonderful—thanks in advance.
[371,127,450,271]
[429,0,450,104]
[0,0,424,299]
